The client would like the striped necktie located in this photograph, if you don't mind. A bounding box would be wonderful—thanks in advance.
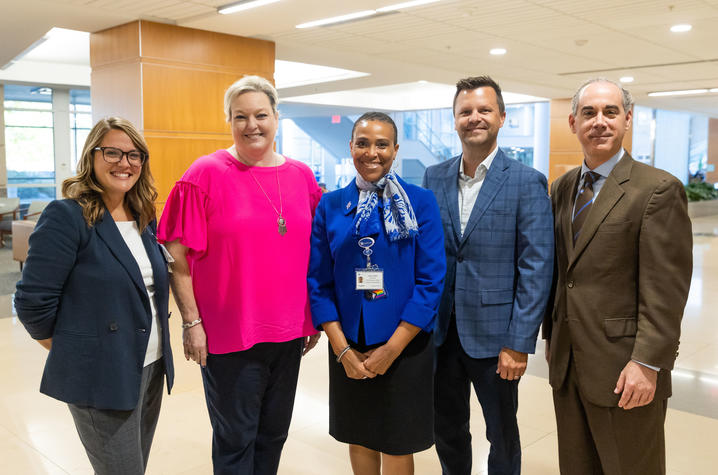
[572,171,600,244]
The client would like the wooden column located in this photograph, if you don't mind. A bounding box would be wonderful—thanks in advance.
[548,99,583,184]
[90,20,275,205]
[548,98,633,185]
[707,118,718,184]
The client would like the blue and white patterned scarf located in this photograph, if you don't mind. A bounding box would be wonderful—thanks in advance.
[353,171,418,241]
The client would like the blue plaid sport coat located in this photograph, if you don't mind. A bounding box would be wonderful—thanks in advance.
[423,150,554,358]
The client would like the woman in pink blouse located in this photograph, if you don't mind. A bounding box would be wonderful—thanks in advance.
[158,75,322,475]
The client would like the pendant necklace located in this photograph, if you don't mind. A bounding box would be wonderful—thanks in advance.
[247,154,286,236]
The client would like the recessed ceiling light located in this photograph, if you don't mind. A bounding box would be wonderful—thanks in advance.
[710,88,718,93]
[218,0,281,15]
[489,48,507,56]
[619,76,634,83]
[647,89,708,97]
[670,24,692,33]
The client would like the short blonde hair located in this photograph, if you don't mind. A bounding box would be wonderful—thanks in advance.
[224,75,278,122]
[62,117,157,230]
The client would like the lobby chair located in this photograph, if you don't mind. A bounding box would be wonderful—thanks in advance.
[12,220,36,271]
[0,198,20,247]
[23,200,50,221]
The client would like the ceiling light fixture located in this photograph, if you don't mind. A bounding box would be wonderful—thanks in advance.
[296,10,376,28]
[647,89,708,97]
[670,24,692,33]
[218,0,281,15]
[377,0,441,13]
[296,1,441,28]
[489,48,507,55]
[710,88,718,93]
[619,76,634,83]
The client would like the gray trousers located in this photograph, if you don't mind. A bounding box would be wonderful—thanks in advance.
[68,359,164,475]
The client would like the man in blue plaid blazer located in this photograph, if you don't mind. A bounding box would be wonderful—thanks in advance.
[423,76,554,475]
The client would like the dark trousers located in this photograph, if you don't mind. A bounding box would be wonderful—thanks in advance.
[68,358,164,475]
[553,353,667,475]
[201,338,303,475]
[434,318,521,475]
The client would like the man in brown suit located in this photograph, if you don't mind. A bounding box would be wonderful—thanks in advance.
[543,78,693,474]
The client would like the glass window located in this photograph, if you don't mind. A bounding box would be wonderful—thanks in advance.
[4,85,56,203]
[688,115,708,180]
[7,186,57,201]
[632,106,655,165]
[70,88,92,172]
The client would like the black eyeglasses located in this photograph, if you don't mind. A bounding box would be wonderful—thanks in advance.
[93,147,146,166]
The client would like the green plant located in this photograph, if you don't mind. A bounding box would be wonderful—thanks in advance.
[685,182,718,202]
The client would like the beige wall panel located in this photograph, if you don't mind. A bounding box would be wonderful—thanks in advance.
[139,20,275,73]
[551,98,572,119]
[141,63,242,134]
[549,99,583,186]
[549,153,583,184]
[145,135,233,204]
[706,118,718,184]
[90,61,142,126]
[90,21,140,68]
[623,118,633,155]
[549,117,578,152]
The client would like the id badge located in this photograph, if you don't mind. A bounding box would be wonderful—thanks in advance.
[355,268,384,290]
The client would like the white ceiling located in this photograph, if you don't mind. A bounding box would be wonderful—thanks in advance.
[2,0,718,115]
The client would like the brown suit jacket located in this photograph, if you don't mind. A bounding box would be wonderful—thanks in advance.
[543,153,693,407]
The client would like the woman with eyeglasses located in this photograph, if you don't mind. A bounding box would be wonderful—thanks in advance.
[15,117,173,475]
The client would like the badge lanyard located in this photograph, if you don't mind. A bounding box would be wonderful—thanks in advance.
[355,237,386,299]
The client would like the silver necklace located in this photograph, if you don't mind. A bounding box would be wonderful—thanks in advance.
[247,155,286,236]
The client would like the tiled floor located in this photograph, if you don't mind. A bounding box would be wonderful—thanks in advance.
[2,215,717,474]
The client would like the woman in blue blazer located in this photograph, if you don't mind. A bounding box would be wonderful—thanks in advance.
[308,112,445,474]
[15,117,173,475]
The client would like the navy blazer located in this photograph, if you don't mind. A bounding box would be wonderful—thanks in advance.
[308,177,446,345]
[423,150,554,358]
[15,199,174,411]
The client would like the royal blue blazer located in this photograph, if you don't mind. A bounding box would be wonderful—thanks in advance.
[308,177,446,345]
[423,150,554,358]
[15,199,174,411]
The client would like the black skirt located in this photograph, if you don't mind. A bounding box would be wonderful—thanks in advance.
[328,327,434,455]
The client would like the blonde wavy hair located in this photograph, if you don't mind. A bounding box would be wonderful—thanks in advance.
[62,117,157,230]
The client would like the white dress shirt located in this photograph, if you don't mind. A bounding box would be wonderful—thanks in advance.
[458,146,499,236]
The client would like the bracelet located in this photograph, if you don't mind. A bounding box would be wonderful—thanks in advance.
[181,318,202,329]
[336,345,352,363]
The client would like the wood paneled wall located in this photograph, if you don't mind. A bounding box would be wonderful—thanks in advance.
[90,20,275,205]
[548,98,633,185]
[707,118,718,184]
[548,99,583,184]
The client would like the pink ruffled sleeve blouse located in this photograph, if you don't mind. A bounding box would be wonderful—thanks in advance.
[158,150,323,354]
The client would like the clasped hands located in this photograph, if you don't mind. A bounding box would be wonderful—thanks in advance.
[340,344,400,379]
